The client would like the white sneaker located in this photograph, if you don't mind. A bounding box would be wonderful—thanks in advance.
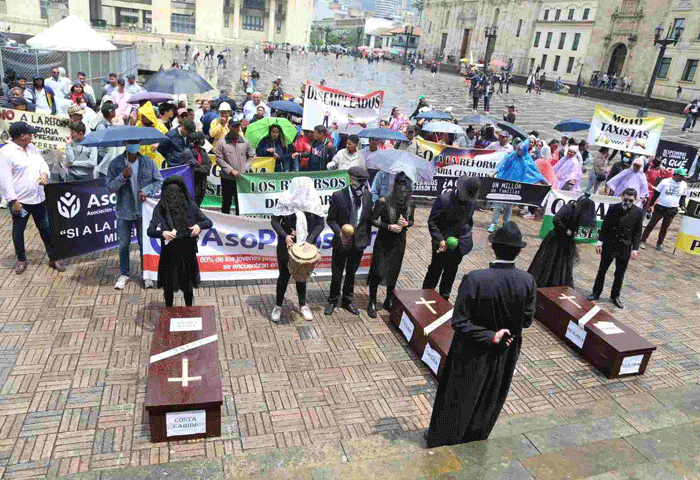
[523,213,535,220]
[300,305,313,321]
[144,280,154,289]
[271,306,282,322]
[114,275,129,290]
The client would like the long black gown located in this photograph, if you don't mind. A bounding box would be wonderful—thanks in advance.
[527,202,580,288]
[426,263,536,448]
[367,197,415,288]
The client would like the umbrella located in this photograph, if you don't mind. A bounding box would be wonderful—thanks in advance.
[268,100,303,116]
[82,126,167,147]
[460,114,498,125]
[357,128,408,142]
[365,150,435,184]
[143,68,213,95]
[245,117,298,148]
[420,121,464,135]
[554,118,592,132]
[127,91,174,105]
[496,121,527,140]
[416,111,452,120]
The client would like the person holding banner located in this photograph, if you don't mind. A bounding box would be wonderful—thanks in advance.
[215,119,255,215]
[270,177,325,323]
[147,175,212,307]
[325,166,373,316]
[423,176,480,300]
[640,168,688,251]
[367,172,414,318]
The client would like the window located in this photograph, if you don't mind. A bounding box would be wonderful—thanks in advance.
[567,56,575,73]
[545,32,553,48]
[541,54,547,69]
[276,19,281,33]
[543,9,549,20]
[516,19,522,37]
[444,9,449,26]
[657,57,672,79]
[118,7,139,25]
[242,14,264,31]
[558,33,566,49]
[553,55,560,71]
[568,8,574,20]
[555,9,561,20]
[143,10,152,29]
[673,18,685,38]
[583,8,590,20]
[572,33,580,51]
[40,0,68,19]
[171,13,195,33]
[428,21,432,34]
[682,59,699,81]
[534,31,541,48]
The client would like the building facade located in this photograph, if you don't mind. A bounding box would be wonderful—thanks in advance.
[0,0,312,46]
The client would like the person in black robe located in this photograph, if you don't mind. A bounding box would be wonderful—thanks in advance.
[527,194,596,288]
[426,222,536,448]
[147,176,213,307]
[178,132,212,206]
[422,176,480,301]
[269,177,325,323]
[367,172,415,318]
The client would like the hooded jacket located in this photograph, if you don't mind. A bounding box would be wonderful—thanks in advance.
[136,102,167,167]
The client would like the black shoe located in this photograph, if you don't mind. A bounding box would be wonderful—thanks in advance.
[382,297,395,311]
[367,302,377,319]
[324,303,336,315]
[341,302,360,315]
[611,297,624,309]
[586,294,599,301]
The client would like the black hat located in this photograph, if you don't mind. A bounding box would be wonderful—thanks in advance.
[101,103,118,117]
[9,121,37,138]
[348,166,369,181]
[127,74,135,80]
[117,78,125,86]
[228,118,241,127]
[488,221,527,248]
[456,175,480,202]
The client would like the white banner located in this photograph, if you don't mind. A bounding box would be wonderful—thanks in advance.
[142,199,374,281]
[302,82,384,132]
[0,108,71,151]
[587,106,664,156]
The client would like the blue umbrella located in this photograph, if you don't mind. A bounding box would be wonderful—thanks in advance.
[416,111,452,120]
[268,100,303,116]
[554,118,591,132]
[82,126,168,147]
[126,91,174,104]
[357,128,408,142]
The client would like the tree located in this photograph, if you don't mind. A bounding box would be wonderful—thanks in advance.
[413,0,426,23]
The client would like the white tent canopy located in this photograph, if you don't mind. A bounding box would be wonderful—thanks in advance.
[26,15,117,51]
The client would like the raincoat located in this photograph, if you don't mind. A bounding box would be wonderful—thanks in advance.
[135,101,167,167]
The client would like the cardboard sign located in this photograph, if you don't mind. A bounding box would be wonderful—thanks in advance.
[620,354,644,375]
[421,343,441,376]
[565,320,587,349]
[399,311,414,342]
[170,317,203,332]
[166,410,206,437]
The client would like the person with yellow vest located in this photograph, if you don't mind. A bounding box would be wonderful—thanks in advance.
[209,102,232,150]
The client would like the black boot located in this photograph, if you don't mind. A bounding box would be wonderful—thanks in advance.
[367,302,377,318]
[382,296,395,311]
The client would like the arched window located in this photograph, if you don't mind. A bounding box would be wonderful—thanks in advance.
[445,9,450,25]
[493,8,500,24]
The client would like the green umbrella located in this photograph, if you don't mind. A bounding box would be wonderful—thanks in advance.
[245,117,298,148]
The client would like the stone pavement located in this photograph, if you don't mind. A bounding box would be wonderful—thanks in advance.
[1,52,700,479]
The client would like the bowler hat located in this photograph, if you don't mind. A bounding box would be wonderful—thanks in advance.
[488,221,527,248]
[348,166,369,181]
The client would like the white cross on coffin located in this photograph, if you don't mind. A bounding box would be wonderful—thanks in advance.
[415,297,437,315]
[559,293,582,310]
[168,358,202,387]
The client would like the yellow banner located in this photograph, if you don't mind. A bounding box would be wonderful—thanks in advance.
[587,106,665,156]
[206,155,275,173]
[674,201,700,255]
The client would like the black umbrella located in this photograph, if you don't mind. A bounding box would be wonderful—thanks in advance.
[496,121,527,140]
[143,68,213,95]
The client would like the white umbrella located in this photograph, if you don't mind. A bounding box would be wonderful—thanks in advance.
[365,150,435,184]
[421,121,465,135]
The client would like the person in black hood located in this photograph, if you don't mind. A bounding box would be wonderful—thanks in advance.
[146,176,213,306]
[178,132,212,206]
[422,176,480,300]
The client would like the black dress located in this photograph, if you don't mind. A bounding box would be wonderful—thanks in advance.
[527,202,580,288]
[368,197,415,287]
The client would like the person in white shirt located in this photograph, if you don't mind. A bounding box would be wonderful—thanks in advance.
[486,132,514,152]
[640,167,689,251]
[455,125,477,149]
[243,92,270,121]
[327,135,363,170]
[125,74,143,95]
[0,122,66,274]
[45,66,68,97]
[76,71,96,106]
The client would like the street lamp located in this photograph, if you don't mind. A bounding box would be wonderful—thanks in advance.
[402,25,414,65]
[324,26,331,49]
[483,24,498,74]
[644,23,684,107]
[356,27,363,48]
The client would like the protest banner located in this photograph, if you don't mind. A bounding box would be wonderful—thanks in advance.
[539,189,620,243]
[0,108,70,151]
[201,156,276,208]
[235,170,350,217]
[655,140,697,171]
[587,106,664,156]
[142,200,375,281]
[45,165,192,260]
[674,199,700,256]
[478,177,551,207]
[302,82,384,132]
[688,179,700,200]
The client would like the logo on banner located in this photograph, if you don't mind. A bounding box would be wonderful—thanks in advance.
[57,192,81,218]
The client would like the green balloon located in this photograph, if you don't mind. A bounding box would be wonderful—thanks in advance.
[446,237,459,250]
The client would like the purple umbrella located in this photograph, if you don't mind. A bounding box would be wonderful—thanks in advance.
[126,91,174,104]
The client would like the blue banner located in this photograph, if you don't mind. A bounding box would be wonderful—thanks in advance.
[46,165,193,260]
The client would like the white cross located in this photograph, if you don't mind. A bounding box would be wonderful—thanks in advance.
[559,293,582,310]
[167,358,201,387]
[415,297,437,315]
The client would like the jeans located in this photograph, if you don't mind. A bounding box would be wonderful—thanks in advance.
[118,217,142,276]
[278,154,299,172]
[585,171,604,194]
[221,177,239,215]
[422,247,464,300]
[577,85,583,97]
[592,248,629,300]
[682,114,697,130]
[483,95,491,111]
[472,96,479,110]
[328,246,364,305]
[276,245,307,306]
[11,202,53,261]
[491,203,513,225]
[250,79,257,90]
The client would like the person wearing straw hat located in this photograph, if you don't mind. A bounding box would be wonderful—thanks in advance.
[425,221,535,448]
[640,167,688,252]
